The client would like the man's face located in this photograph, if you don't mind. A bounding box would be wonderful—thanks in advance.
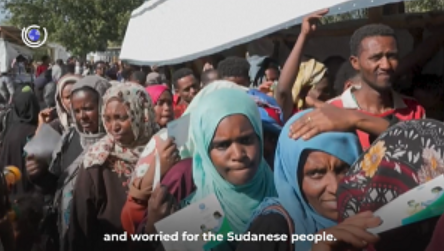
[350,36,399,91]
[176,75,199,103]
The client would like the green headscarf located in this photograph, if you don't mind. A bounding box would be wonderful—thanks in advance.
[183,88,276,234]
[179,80,248,158]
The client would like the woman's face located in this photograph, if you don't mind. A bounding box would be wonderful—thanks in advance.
[209,114,261,186]
[71,89,99,133]
[155,91,174,127]
[103,98,135,146]
[61,83,74,111]
[308,77,332,103]
[301,151,349,221]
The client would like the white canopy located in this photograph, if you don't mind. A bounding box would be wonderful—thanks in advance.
[0,38,33,73]
[120,0,411,66]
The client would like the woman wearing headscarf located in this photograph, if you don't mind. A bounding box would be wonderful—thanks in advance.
[26,76,111,251]
[35,74,81,135]
[237,109,381,251]
[291,59,330,112]
[145,85,174,128]
[143,89,276,251]
[67,82,158,251]
[56,75,111,250]
[337,119,444,251]
[26,75,82,194]
[120,81,272,237]
[120,81,245,236]
[0,85,39,197]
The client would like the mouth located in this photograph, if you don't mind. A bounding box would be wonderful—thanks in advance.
[322,200,338,210]
[81,123,92,129]
[377,72,392,78]
[113,134,123,140]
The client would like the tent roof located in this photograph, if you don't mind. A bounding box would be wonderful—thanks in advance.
[0,26,25,46]
[120,0,414,66]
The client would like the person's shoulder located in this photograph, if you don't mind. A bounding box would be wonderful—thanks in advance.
[327,95,344,107]
[398,94,425,113]
[248,213,289,233]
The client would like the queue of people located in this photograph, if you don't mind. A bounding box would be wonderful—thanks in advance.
[0,8,443,251]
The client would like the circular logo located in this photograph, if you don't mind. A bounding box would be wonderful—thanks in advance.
[21,25,48,48]
[27,29,41,42]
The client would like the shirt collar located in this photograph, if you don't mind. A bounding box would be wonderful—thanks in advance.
[340,86,407,109]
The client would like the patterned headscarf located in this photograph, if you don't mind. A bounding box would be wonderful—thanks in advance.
[292,59,327,110]
[338,119,444,221]
[82,82,159,179]
[55,74,82,130]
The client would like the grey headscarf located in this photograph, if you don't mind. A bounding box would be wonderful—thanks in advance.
[70,75,111,148]
[56,74,82,131]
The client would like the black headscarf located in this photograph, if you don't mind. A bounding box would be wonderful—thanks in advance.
[10,86,40,125]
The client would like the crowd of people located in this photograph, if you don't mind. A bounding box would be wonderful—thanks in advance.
[0,9,443,251]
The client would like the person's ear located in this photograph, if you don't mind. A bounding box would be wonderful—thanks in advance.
[350,56,360,72]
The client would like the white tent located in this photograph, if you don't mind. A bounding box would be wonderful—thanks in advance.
[0,38,33,73]
[48,43,71,61]
[120,0,411,66]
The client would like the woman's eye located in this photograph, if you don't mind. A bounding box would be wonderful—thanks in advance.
[240,136,254,145]
[213,142,230,150]
[307,170,325,179]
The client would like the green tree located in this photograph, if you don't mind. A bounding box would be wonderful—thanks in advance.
[5,0,144,56]
[405,0,444,12]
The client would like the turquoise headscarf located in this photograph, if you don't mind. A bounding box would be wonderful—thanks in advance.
[249,109,362,251]
[184,88,276,234]
[179,80,248,159]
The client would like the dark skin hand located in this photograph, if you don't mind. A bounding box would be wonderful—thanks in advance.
[139,137,180,191]
[289,96,390,140]
[159,138,180,176]
[312,211,381,251]
[145,185,178,235]
[25,154,48,179]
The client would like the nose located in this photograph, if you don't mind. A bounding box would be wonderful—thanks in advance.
[111,121,121,133]
[80,110,88,120]
[379,57,391,70]
[324,172,339,194]
[230,143,246,161]
[163,102,172,112]
[190,87,198,95]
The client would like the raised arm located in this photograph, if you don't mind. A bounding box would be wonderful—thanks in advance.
[275,9,328,122]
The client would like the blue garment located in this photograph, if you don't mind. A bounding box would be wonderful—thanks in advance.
[248,109,362,251]
[246,89,282,135]
[182,88,276,235]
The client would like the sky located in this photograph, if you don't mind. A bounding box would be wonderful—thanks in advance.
[0,11,6,24]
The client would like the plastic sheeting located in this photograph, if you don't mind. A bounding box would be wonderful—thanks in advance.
[120,0,412,66]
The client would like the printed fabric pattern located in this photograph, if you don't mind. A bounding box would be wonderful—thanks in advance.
[337,119,444,222]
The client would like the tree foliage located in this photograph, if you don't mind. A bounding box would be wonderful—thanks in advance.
[405,0,444,12]
[5,0,144,56]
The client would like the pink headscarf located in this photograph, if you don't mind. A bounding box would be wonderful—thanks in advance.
[145,85,169,105]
